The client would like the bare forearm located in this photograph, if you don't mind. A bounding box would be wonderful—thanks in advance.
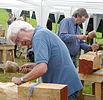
[23,67,43,82]
[23,63,47,82]
[27,63,35,69]
[12,63,47,85]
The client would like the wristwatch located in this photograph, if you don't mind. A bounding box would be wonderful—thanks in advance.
[21,77,25,83]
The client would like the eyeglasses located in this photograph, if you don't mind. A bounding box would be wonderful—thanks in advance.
[15,33,27,45]
[15,34,19,45]
[82,16,86,21]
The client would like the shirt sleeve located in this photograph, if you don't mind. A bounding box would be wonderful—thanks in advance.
[80,40,91,50]
[33,39,50,65]
[58,19,77,42]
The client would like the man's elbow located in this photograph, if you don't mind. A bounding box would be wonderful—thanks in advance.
[37,63,47,75]
[40,66,47,75]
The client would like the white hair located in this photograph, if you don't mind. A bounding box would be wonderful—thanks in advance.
[7,20,33,45]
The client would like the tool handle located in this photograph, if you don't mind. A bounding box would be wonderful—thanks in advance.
[27,68,32,72]
[96,50,97,55]
[96,42,97,55]
[19,67,32,73]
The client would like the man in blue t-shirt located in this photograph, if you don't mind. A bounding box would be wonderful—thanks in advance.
[7,21,83,100]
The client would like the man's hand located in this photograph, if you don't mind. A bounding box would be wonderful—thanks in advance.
[19,63,35,73]
[12,77,21,85]
[77,35,87,40]
[91,43,99,50]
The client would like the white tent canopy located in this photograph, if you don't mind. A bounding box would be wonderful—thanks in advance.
[0,0,103,54]
[1,0,103,32]
[18,0,103,31]
[18,0,103,55]
[0,0,35,19]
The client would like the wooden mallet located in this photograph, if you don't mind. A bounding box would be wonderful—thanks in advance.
[5,61,32,73]
[87,30,97,39]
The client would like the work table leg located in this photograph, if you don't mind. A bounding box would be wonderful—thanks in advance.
[77,80,84,100]
[95,82,101,100]
[0,50,3,63]
[10,50,15,62]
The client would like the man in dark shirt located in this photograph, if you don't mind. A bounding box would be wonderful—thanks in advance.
[58,8,99,68]
[46,18,52,31]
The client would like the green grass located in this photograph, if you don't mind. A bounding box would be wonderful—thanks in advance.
[0,8,103,95]
[0,8,9,36]
[83,82,92,94]
[96,32,103,44]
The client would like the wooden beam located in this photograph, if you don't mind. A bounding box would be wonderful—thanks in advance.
[0,64,5,68]
[18,82,68,100]
[77,80,84,100]
[82,94,95,100]
[79,51,103,74]
[95,82,101,100]
[78,73,103,83]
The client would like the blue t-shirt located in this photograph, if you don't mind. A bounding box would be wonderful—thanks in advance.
[32,25,83,96]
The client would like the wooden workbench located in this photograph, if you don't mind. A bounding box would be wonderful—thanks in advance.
[0,44,15,73]
[77,68,103,100]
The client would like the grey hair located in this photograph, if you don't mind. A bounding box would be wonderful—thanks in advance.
[7,20,33,45]
[72,8,88,18]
